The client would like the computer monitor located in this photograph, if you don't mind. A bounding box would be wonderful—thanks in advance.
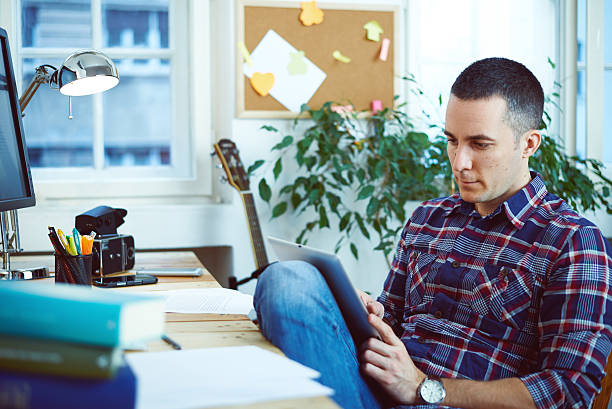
[0,27,35,213]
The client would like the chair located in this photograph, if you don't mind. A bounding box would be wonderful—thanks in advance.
[592,353,612,409]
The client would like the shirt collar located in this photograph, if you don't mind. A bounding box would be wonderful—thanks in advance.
[445,172,548,229]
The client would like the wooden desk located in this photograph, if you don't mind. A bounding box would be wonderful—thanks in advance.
[11,252,338,409]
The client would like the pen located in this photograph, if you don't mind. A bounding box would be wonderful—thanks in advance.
[57,229,70,253]
[66,235,78,256]
[72,228,82,255]
[161,334,182,350]
[81,235,93,255]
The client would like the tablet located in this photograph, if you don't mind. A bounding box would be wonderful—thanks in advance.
[267,236,380,345]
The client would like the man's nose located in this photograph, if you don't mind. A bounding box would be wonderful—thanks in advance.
[451,145,472,171]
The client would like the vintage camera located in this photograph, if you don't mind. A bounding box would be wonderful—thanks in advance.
[75,206,135,275]
[91,234,135,275]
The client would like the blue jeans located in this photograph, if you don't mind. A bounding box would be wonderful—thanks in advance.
[253,260,385,409]
[254,261,458,409]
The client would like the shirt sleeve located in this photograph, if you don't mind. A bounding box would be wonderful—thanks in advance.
[520,225,612,409]
[377,220,412,336]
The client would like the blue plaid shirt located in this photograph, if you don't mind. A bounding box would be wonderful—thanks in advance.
[378,173,612,409]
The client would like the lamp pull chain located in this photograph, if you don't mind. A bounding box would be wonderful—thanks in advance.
[68,96,73,119]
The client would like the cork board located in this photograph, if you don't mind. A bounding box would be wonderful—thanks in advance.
[236,1,399,118]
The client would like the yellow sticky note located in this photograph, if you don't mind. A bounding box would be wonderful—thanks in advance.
[237,42,252,66]
[300,1,324,26]
[332,50,351,64]
[250,72,275,96]
[363,20,384,42]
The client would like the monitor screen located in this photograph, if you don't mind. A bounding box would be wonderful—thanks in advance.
[0,27,35,212]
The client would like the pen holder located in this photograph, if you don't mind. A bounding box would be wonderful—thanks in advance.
[55,253,93,286]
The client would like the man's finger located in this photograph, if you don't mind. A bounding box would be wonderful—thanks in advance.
[366,301,384,317]
[369,313,402,346]
[361,347,391,369]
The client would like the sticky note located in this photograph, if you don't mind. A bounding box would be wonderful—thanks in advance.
[379,38,390,61]
[332,50,351,63]
[250,72,275,96]
[300,1,324,26]
[363,20,384,42]
[237,42,252,66]
[288,51,308,75]
[371,99,383,113]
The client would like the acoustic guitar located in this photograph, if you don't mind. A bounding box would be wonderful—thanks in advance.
[213,138,270,289]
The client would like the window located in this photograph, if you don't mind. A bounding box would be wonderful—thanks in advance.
[2,0,212,198]
[573,0,610,173]
[407,0,558,133]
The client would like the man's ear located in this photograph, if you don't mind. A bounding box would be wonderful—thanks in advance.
[521,130,541,158]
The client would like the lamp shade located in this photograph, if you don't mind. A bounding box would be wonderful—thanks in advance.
[57,50,119,96]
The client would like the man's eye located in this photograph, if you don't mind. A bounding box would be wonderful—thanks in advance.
[446,138,457,145]
[474,142,490,149]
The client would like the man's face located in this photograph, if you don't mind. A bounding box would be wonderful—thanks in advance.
[444,95,530,216]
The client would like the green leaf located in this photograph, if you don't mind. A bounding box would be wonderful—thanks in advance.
[291,192,302,209]
[366,197,380,217]
[260,125,278,132]
[357,185,375,200]
[272,202,287,218]
[272,135,294,151]
[247,160,264,175]
[258,178,271,202]
[603,186,610,197]
[273,158,283,180]
[350,242,359,259]
[354,212,370,239]
[319,206,329,228]
[339,212,351,231]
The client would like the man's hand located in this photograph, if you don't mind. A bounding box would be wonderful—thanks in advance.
[356,289,384,318]
[360,314,426,404]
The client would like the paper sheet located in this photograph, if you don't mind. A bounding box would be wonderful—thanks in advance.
[126,346,333,409]
[162,288,254,314]
[244,30,326,112]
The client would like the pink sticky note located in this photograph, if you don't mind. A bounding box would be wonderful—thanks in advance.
[371,99,383,113]
[379,38,390,61]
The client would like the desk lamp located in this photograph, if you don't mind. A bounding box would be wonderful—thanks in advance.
[19,49,119,115]
[0,50,119,280]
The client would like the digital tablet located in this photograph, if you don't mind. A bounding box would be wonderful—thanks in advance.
[267,236,380,345]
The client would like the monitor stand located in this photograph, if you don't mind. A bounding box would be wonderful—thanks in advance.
[0,210,49,280]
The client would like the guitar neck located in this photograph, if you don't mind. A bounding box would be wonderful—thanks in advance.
[240,192,268,270]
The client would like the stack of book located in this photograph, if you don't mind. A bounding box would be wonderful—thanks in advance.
[0,281,165,409]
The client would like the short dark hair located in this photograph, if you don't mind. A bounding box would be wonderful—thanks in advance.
[450,57,544,138]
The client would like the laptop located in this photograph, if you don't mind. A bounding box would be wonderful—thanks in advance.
[267,236,380,345]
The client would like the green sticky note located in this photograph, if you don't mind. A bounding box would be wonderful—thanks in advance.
[363,20,384,42]
[288,51,308,75]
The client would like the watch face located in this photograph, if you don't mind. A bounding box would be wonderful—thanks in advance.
[420,378,446,404]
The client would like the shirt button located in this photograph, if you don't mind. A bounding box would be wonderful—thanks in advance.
[434,310,443,319]
[417,337,427,344]
[451,261,460,268]
[500,266,510,278]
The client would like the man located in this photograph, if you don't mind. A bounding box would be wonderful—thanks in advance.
[254,58,612,409]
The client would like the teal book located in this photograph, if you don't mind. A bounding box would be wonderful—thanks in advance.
[0,281,165,347]
[0,334,123,379]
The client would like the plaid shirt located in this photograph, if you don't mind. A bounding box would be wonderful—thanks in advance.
[378,173,612,409]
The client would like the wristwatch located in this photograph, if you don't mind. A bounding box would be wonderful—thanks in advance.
[418,376,446,405]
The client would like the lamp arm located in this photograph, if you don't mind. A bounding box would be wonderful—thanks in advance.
[18,65,56,115]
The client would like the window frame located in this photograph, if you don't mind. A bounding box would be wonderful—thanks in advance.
[0,0,213,200]
[562,0,609,177]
